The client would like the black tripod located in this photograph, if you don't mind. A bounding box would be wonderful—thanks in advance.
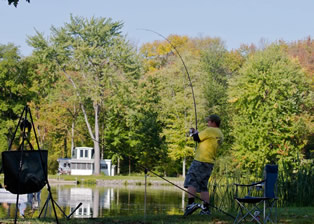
[2,105,81,223]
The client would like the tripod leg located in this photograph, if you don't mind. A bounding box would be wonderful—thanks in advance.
[14,194,20,224]
[46,186,59,224]
[67,203,82,219]
[53,197,68,218]
[38,193,50,218]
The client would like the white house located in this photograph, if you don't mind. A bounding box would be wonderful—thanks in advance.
[57,147,115,176]
[57,187,114,218]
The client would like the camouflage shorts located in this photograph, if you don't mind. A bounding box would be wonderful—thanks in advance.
[184,160,214,192]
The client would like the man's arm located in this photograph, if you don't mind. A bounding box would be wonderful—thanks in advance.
[189,128,201,142]
[192,133,201,142]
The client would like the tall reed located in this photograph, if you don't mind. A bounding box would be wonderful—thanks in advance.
[207,159,314,210]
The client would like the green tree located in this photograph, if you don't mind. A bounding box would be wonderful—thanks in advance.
[27,15,141,174]
[228,45,312,176]
[129,74,167,173]
[7,0,29,7]
[156,47,202,176]
[0,44,37,155]
[200,38,236,151]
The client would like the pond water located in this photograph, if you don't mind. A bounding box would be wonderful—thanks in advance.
[0,184,188,219]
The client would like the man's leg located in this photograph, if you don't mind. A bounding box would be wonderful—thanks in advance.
[184,186,200,216]
[200,191,210,215]
[200,191,209,203]
[187,186,197,203]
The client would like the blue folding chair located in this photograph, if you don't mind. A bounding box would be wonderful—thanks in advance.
[234,164,278,224]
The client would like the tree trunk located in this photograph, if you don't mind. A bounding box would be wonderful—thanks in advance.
[93,188,99,218]
[128,156,131,176]
[71,120,75,156]
[71,105,76,156]
[94,103,100,175]
[117,157,120,175]
[182,157,186,178]
[64,137,67,158]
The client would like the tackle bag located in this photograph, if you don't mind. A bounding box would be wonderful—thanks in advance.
[2,150,48,194]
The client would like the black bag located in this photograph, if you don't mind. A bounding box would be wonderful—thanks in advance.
[2,150,48,194]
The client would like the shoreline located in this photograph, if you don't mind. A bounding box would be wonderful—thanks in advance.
[48,178,184,187]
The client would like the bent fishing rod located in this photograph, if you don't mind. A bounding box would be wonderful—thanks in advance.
[134,30,235,219]
[139,28,198,131]
[65,112,235,220]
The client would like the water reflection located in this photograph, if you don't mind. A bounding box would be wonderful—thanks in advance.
[0,185,185,219]
[0,188,41,218]
[57,187,115,218]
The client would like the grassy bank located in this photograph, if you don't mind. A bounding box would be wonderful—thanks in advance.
[0,207,313,223]
[48,174,184,186]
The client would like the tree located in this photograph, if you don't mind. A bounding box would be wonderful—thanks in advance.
[128,73,167,173]
[200,38,235,151]
[285,37,314,160]
[228,45,312,176]
[0,44,37,155]
[143,39,203,176]
[27,15,141,174]
[7,0,29,7]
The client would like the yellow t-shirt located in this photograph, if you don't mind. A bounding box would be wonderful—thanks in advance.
[194,127,223,163]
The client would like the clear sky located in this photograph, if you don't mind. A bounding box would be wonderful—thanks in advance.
[1,0,313,56]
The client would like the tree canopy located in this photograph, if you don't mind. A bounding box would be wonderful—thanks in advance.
[228,45,312,175]
[7,0,29,7]
[0,16,312,179]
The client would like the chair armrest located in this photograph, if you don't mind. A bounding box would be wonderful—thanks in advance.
[234,179,265,187]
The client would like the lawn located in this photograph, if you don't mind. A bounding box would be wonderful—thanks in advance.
[0,207,313,224]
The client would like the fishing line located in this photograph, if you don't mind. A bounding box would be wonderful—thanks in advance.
[29,29,234,218]
[54,114,235,219]
[138,28,198,131]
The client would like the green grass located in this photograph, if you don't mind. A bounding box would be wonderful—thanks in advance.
[0,207,313,224]
[49,174,184,181]
[48,174,184,186]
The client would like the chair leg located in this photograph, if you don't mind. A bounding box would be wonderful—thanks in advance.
[264,199,277,223]
[234,200,263,224]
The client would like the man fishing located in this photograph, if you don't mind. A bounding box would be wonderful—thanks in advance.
[183,114,224,216]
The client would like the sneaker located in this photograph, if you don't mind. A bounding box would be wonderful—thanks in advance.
[184,203,201,216]
[199,209,211,215]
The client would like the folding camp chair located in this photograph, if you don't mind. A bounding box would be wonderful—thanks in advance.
[233,164,278,224]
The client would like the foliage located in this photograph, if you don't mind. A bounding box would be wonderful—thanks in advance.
[200,38,243,152]
[7,0,29,7]
[0,22,313,200]
[102,71,167,174]
[140,35,190,72]
[0,44,38,155]
[285,37,314,160]
[286,36,314,86]
[278,159,314,206]
[228,44,312,176]
[27,15,141,174]
[127,74,167,171]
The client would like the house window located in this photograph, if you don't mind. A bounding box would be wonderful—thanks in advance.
[63,163,67,168]
[80,150,84,158]
[85,150,88,158]
[101,164,108,169]
[72,163,77,169]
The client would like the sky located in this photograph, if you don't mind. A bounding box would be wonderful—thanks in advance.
[1,0,313,56]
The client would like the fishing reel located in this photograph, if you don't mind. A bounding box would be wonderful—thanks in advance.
[188,128,198,137]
